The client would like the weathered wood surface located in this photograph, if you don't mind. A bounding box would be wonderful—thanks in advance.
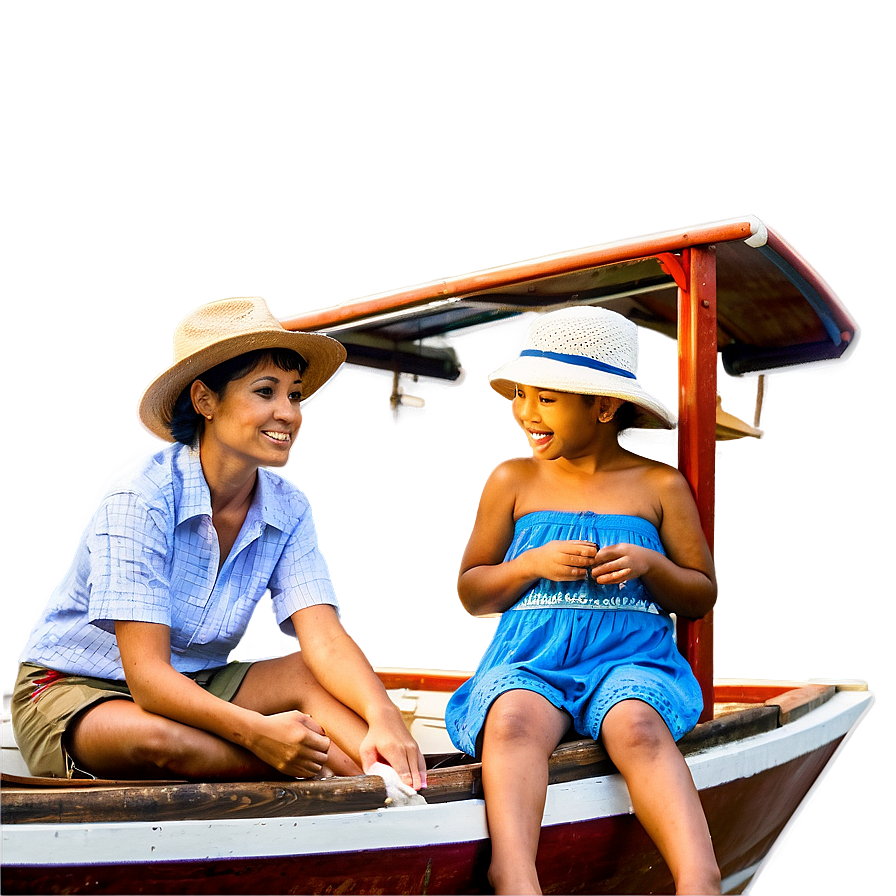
[1,776,388,824]
[1,773,187,789]
[765,684,836,725]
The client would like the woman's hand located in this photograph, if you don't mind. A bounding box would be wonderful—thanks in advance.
[359,708,428,791]
[291,605,427,790]
[520,539,599,582]
[247,710,332,778]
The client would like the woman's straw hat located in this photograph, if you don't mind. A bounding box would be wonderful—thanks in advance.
[139,297,346,441]
[489,306,676,429]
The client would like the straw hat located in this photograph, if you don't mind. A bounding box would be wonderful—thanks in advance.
[489,306,676,429]
[139,297,346,441]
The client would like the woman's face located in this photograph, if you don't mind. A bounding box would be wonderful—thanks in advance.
[199,361,303,469]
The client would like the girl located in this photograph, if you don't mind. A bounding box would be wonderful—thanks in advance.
[445,307,720,894]
[13,296,426,791]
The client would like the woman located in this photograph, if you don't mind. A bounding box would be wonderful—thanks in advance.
[12,297,426,790]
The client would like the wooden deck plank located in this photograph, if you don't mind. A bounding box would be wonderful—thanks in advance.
[765,684,836,725]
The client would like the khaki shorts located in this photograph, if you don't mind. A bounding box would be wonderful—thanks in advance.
[11,661,253,779]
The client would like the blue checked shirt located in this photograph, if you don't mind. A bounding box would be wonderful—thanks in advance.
[21,443,338,679]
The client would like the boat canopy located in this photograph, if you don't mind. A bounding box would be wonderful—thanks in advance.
[283,217,858,721]
[282,216,857,383]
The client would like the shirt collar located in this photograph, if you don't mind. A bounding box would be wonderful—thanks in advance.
[174,444,292,533]
[173,445,212,525]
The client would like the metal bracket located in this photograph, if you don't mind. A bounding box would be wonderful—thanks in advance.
[656,252,689,292]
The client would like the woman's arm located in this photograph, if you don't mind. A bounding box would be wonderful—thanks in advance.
[290,604,427,790]
[591,465,717,618]
[116,620,331,777]
[457,461,598,616]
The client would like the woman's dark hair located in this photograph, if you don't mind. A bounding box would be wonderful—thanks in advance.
[170,347,307,445]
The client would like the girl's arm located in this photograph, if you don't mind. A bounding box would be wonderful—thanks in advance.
[116,620,331,777]
[458,461,598,616]
[291,604,427,790]
[591,465,717,618]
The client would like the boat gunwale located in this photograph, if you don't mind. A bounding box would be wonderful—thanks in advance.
[0,680,842,826]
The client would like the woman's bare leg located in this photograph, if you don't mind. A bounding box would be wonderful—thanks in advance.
[231,652,365,775]
[480,689,571,895]
[68,698,276,779]
[68,651,367,780]
[601,700,721,895]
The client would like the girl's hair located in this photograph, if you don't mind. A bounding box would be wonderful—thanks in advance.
[614,401,638,432]
[169,347,307,445]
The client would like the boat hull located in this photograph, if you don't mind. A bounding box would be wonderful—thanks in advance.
[1,689,871,895]
[1,746,840,895]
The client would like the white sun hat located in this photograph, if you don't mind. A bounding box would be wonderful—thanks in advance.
[489,306,676,429]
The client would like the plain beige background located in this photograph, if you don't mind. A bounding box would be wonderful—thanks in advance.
[2,3,890,893]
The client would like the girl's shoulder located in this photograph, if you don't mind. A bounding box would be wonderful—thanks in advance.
[642,457,691,490]
[490,455,538,478]
[607,453,694,522]
[485,456,542,492]
[617,449,682,480]
[477,457,538,515]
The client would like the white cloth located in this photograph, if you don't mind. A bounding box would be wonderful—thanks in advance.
[366,761,426,807]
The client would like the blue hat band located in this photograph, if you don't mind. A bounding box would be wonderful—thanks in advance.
[519,349,636,380]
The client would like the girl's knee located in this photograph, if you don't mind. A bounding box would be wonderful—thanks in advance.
[483,691,569,753]
[602,700,671,755]
[485,701,537,745]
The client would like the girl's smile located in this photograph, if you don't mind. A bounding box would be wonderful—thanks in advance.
[525,428,554,450]
[513,386,597,458]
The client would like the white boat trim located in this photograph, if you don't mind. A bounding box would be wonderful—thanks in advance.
[2,690,872,868]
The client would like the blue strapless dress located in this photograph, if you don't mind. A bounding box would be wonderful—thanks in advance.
[444,511,702,757]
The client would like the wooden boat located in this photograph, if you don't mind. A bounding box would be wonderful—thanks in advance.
[1,216,873,894]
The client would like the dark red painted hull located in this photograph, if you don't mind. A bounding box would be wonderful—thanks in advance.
[2,738,840,895]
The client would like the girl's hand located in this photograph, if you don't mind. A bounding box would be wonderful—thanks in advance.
[248,710,332,778]
[589,543,653,586]
[359,712,428,791]
[521,539,599,582]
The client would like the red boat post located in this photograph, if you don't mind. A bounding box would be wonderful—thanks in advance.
[675,245,717,721]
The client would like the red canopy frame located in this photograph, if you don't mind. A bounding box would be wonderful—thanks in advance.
[676,246,718,721]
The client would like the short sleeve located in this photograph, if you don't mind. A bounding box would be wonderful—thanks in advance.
[269,505,338,634]
[85,491,173,633]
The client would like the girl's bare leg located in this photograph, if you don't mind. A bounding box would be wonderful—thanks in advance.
[601,700,721,895]
[480,689,571,895]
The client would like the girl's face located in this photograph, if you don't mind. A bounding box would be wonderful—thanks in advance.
[511,385,599,459]
[198,362,303,469]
